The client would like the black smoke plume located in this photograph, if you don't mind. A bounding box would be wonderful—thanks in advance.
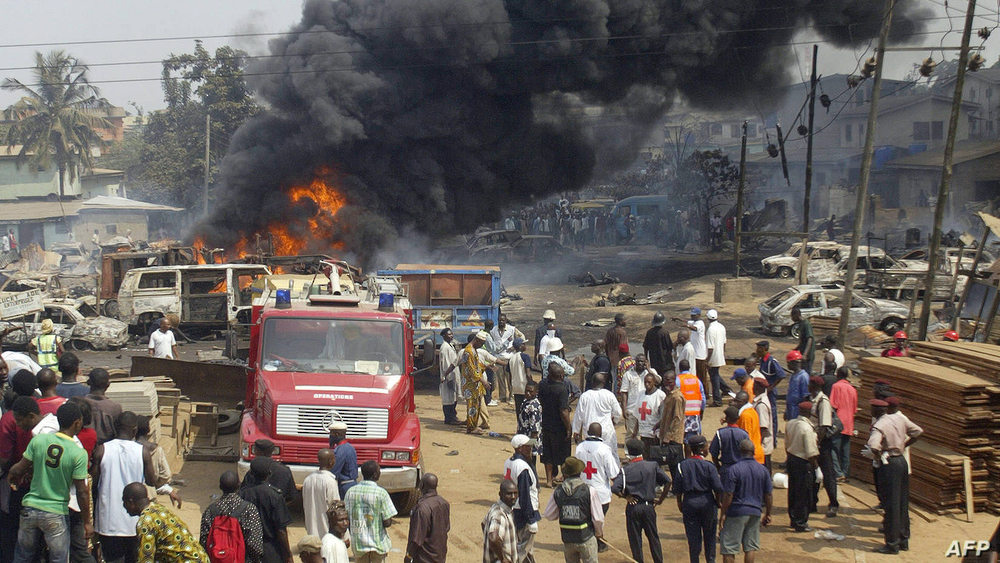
[200,0,930,263]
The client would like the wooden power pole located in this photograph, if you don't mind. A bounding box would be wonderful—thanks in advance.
[917,0,978,340]
[204,113,211,215]
[797,45,819,284]
[734,121,748,278]
[837,0,896,345]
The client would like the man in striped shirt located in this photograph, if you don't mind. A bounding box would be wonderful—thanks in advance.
[483,481,518,563]
[344,461,397,563]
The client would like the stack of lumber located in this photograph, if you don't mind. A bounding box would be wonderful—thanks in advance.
[809,316,839,336]
[106,381,158,417]
[910,341,1000,385]
[852,355,1000,514]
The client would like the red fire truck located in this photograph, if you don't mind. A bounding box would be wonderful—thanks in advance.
[237,272,426,511]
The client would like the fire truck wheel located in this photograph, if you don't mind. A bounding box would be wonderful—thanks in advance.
[217,410,241,435]
[391,491,420,515]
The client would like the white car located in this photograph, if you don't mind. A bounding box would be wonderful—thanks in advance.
[761,241,843,279]
[0,299,130,351]
[758,284,910,338]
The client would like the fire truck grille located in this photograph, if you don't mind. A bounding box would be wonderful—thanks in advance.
[275,405,389,439]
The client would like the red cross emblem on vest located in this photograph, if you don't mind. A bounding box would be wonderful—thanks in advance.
[639,401,653,421]
[583,461,598,480]
[504,467,512,480]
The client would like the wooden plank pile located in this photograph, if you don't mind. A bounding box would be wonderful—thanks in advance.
[106,381,159,417]
[852,355,1000,514]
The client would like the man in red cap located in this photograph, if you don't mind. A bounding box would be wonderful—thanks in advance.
[751,377,773,474]
[881,332,910,357]
[808,376,839,517]
[868,395,922,554]
[784,351,810,422]
[784,400,818,532]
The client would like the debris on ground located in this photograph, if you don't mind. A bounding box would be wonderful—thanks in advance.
[597,285,671,306]
[569,272,620,286]
[582,319,615,327]
[500,286,522,301]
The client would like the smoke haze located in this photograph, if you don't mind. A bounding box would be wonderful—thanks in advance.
[200,0,930,264]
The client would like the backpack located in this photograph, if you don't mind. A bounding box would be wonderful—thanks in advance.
[206,504,247,563]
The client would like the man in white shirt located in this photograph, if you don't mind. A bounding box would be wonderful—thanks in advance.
[705,309,730,406]
[490,315,525,405]
[675,329,696,376]
[636,373,666,446]
[618,354,657,440]
[438,329,462,425]
[148,318,178,359]
[1,350,42,378]
[685,307,710,408]
[573,423,620,553]
[537,322,557,364]
[571,373,622,452]
[303,448,340,537]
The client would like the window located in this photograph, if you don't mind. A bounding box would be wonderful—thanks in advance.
[844,124,853,143]
[730,124,741,138]
[747,125,758,138]
[710,124,722,136]
[261,318,405,375]
[105,225,117,235]
[914,121,944,141]
[138,272,176,289]
[796,293,823,309]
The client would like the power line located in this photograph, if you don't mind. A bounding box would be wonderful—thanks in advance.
[0,29,972,90]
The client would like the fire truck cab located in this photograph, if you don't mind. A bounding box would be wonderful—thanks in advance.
[237,269,423,511]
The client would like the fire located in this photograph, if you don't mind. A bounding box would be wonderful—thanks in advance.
[192,237,208,265]
[196,168,347,260]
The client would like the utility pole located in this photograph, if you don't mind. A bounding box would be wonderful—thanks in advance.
[204,113,211,215]
[917,0,978,340]
[837,0,895,345]
[797,45,819,284]
[734,121,748,278]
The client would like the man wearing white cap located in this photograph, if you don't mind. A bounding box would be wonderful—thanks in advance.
[705,309,730,406]
[684,308,710,406]
[534,310,561,361]
[445,330,504,434]
[504,435,540,562]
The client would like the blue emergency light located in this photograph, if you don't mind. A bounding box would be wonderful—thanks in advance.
[275,289,291,309]
[378,292,394,311]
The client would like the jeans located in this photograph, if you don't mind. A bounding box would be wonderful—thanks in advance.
[13,507,70,563]
[831,434,851,479]
[69,511,95,563]
[708,367,731,403]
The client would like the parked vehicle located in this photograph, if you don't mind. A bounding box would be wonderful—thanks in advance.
[806,246,914,285]
[758,284,909,338]
[0,298,129,351]
[760,241,842,279]
[375,264,501,348]
[115,264,271,334]
[100,246,199,317]
[238,268,426,513]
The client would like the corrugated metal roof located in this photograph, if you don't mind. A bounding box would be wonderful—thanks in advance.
[0,196,182,223]
[883,140,1000,169]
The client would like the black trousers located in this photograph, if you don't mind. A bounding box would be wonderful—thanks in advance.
[873,464,886,507]
[878,456,910,551]
[764,454,772,476]
[813,436,839,509]
[0,486,28,561]
[99,535,138,563]
[787,454,811,529]
[626,502,662,563]
[682,496,717,563]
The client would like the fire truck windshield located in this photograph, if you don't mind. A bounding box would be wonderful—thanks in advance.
[261,318,405,375]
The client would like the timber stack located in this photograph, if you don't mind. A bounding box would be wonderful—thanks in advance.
[850,354,1000,514]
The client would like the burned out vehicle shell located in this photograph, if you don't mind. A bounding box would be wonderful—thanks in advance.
[116,264,271,333]
[469,235,568,262]
[758,284,910,337]
[760,241,842,278]
[0,300,129,351]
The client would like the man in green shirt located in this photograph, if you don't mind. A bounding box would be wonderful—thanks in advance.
[7,401,91,563]
[791,307,816,376]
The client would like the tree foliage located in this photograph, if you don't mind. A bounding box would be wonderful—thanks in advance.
[2,50,111,197]
[120,41,260,207]
[672,149,741,243]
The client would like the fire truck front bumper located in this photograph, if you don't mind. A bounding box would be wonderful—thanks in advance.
[237,460,423,493]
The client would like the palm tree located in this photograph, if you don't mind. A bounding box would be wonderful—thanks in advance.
[3,50,112,198]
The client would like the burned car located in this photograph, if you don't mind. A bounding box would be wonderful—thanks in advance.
[758,284,909,338]
[760,241,842,279]
[465,229,567,262]
[0,299,129,351]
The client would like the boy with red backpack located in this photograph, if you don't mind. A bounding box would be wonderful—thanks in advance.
[200,470,264,563]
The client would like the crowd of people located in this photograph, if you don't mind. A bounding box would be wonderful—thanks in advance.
[435,305,932,562]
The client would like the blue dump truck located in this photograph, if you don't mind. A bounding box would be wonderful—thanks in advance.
[375,264,501,348]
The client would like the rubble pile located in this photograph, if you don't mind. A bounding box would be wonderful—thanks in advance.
[850,355,1000,514]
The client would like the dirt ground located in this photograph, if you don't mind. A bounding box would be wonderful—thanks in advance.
[81,247,998,562]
